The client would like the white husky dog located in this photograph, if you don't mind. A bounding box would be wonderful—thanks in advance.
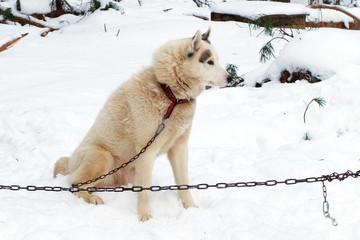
[54,27,233,221]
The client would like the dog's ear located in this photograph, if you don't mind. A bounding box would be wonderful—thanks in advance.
[191,30,202,51]
[202,26,211,42]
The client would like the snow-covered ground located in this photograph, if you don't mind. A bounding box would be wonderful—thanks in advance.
[1,1,360,239]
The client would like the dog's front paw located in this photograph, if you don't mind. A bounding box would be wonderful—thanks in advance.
[89,195,104,205]
[182,200,198,209]
[138,213,152,222]
[76,192,104,205]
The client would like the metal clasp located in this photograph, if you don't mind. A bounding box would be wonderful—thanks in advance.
[155,120,167,136]
[323,201,338,226]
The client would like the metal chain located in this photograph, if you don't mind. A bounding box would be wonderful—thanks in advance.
[1,169,359,193]
[71,121,167,188]
[2,171,357,227]
[322,181,338,226]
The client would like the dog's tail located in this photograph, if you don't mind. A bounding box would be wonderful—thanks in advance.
[53,156,70,178]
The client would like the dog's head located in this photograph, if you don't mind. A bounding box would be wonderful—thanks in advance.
[182,27,232,88]
[153,27,232,98]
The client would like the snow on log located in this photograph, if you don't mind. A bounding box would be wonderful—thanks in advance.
[210,1,360,30]
[0,8,58,29]
[211,1,309,29]
[308,4,360,30]
[309,4,360,23]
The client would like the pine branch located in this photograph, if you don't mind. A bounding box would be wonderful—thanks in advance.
[225,64,244,87]
[303,97,327,124]
[259,41,275,63]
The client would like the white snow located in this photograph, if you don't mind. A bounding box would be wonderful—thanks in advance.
[19,0,52,15]
[244,28,360,86]
[0,33,24,47]
[211,1,310,20]
[1,1,360,240]
[307,7,360,24]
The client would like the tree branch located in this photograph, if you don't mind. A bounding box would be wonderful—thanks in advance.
[0,33,28,52]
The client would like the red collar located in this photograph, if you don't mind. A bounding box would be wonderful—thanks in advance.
[160,84,193,120]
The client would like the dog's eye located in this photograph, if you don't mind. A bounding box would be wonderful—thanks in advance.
[187,52,194,58]
[207,60,214,65]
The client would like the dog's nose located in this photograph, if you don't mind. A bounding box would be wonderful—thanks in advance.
[227,75,233,83]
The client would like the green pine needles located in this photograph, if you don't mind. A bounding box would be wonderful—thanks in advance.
[259,41,275,63]
[303,97,326,141]
[249,16,298,63]
[89,0,101,13]
[2,8,14,21]
[251,16,274,36]
[303,97,327,124]
[225,63,244,87]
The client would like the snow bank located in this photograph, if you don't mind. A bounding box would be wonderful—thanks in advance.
[19,0,51,14]
[244,28,360,86]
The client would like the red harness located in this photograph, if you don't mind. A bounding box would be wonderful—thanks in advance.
[160,84,192,120]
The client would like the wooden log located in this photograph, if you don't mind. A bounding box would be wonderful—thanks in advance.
[279,69,322,84]
[211,12,307,29]
[46,10,72,18]
[0,33,28,52]
[11,15,48,28]
[308,4,360,30]
[0,9,59,29]
[31,13,46,21]
[258,14,306,29]
[0,9,46,28]
[305,21,360,29]
[211,12,252,23]
[309,4,360,23]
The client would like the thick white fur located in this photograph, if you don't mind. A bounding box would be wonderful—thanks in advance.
[54,28,231,221]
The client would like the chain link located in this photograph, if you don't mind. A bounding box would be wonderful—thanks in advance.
[71,121,167,188]
[322,181,338,226]
[1,170,359,193]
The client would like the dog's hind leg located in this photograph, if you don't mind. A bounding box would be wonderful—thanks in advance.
[53,156,70,178]
[167,127,197,209]
[68,146,114,205]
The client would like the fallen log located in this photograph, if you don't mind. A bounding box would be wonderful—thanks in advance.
[309,4,360,23]
[254,69,323,87]
[211,12,308,29]
[7,15,47,28]
[309,4,360,29]
[279,69,322,84]
[0,8,57,29]
[306,21,359,29]
[0,33,28,52]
